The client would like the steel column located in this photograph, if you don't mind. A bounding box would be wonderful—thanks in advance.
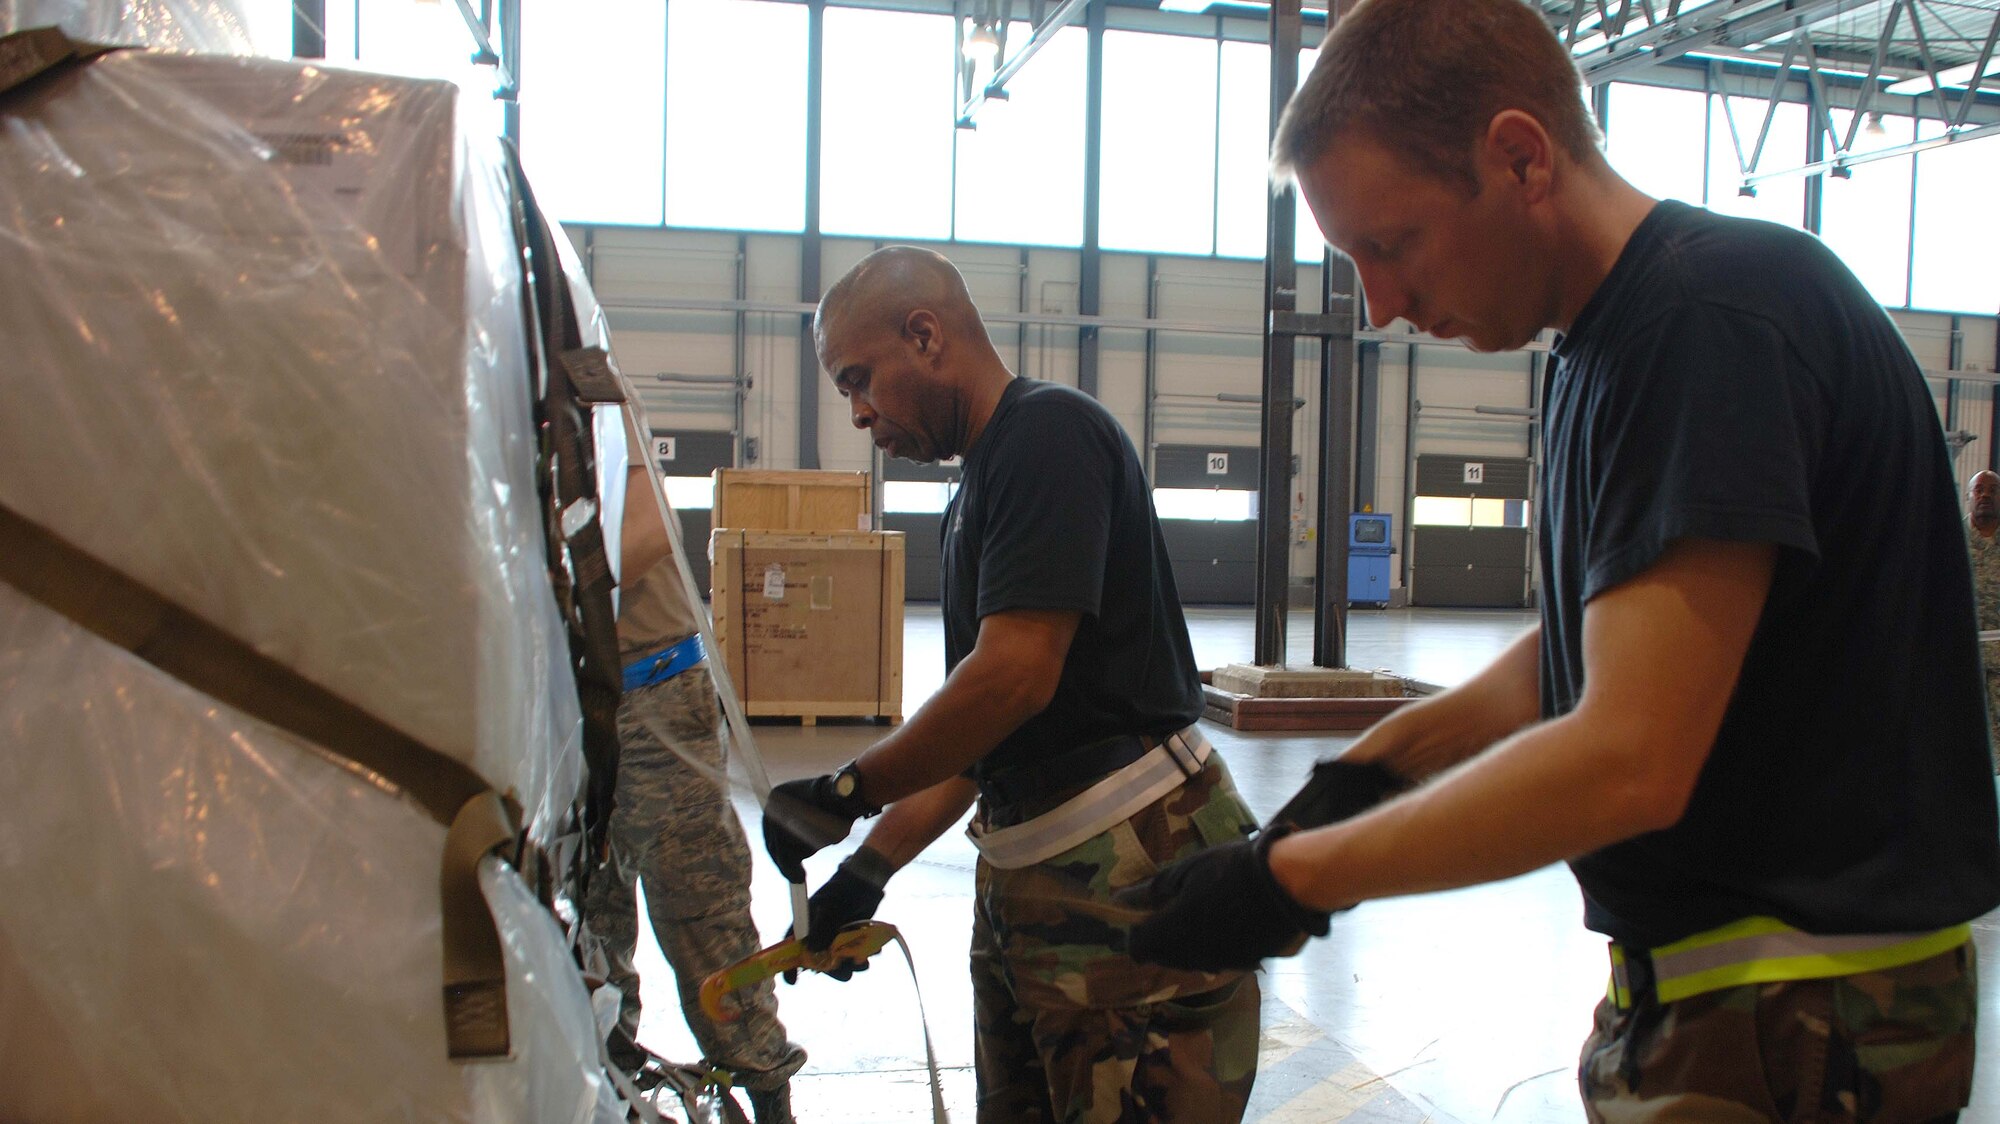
[1078,0,1105,398]
[1354,341,1380,508]
[1312,252,1358,669]
[1254,0,1303,666]
[798,0,826,469]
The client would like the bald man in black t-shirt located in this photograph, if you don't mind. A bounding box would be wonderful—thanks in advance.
[760,246,1263,1123]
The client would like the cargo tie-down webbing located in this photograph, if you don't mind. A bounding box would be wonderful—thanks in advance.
[0,502,524,1060]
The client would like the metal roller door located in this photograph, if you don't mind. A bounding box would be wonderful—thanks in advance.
[1410,455,1532,608]
[1154,444,1260,606]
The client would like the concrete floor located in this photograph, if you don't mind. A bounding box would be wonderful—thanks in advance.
[633,606,2000,1122]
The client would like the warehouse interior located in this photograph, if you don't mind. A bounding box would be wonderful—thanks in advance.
[3,0,2000,1120]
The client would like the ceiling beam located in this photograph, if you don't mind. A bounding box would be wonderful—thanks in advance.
[1567,0,1851,85]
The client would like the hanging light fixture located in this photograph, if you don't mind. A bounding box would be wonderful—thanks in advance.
[964,19,1001,63]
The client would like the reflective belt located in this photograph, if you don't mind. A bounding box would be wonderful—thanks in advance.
[1608,916,1973,1010]
[622,633,705,691]
[967,726,1211,870]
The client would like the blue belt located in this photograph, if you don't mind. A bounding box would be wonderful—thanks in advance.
[622,633,706,691]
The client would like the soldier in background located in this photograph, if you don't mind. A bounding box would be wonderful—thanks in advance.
[586,426,806,1123]
[1966,469,2000,772]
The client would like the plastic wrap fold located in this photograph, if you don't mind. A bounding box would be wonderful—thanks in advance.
[0,0,257,52]
[0,48,622,1120]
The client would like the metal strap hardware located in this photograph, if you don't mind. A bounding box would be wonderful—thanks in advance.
[1608,915,1973,1010]
[967,726,1212,870]
[0,501,522,1059]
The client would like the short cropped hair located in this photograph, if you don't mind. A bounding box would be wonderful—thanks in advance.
[1272,0,1601,193]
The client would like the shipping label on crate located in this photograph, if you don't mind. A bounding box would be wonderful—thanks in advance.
[762,564,786,601]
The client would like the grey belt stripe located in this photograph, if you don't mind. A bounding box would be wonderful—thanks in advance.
[969,726,1211,870]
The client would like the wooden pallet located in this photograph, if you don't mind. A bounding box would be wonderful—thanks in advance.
[1199,678,1422,732]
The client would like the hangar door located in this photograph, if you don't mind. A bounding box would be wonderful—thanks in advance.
[1410,455,1532,608]
[647,429,735,596]
[1154,444,1260,606]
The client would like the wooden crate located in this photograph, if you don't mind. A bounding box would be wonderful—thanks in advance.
[710,529,904,723]
[713,468,872,533]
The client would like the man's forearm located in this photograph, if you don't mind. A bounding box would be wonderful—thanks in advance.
[853,649,1046,805]
[861,776,980,869]
[1270,702,1681,912]
[1344,626,1542,780]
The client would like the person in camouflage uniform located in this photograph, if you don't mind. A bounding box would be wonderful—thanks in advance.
[1118,3,1999,1122]
[1965,470,2000,772]
[586,432,805,1124]
[758,246,1261,1123]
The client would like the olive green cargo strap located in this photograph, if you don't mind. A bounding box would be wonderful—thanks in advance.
[1608,915,1972,1010]
[0,502,523,1060]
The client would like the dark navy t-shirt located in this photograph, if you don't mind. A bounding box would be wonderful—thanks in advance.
[941,379,1203,781]
[1544,201,2000,949]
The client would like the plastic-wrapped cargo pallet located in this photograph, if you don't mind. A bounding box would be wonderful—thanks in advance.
[0,40,634,1124]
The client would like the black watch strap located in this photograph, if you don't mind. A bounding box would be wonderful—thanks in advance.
[828,760,882,819]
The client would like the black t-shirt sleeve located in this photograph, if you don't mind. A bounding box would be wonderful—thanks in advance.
[974,401,1117,620]
[1583,302,1821,600]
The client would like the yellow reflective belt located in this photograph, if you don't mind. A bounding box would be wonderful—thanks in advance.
[1609,916,1972,1009]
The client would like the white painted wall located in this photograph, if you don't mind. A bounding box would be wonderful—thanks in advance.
[572,223,2000,592]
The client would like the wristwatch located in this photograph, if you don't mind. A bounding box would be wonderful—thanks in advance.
[829,760,882,819]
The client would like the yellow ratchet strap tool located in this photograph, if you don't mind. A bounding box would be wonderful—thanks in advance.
[699,920,901,1024]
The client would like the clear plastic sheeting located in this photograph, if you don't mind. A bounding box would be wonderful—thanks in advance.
[0,588,615,1122]
[0,0,258,52]
[0,51,581,843]
[0,48,619,1120]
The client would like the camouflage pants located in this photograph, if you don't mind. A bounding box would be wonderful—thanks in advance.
[583,663,805,1091]
[970,752,1262,1124]
[1580,941,1979,1123]
[1985,668,2000,773]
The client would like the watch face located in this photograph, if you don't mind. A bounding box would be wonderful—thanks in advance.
[834,770,857,798]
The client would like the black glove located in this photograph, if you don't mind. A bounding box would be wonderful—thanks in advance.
[761,763,881,882]
[1266,759,1406,833]
[785,846,893,983]
[1118,825,1332,973]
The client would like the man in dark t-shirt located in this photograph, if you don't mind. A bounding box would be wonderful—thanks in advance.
[1123,0,2000,1118]
[759,246,1263,1122]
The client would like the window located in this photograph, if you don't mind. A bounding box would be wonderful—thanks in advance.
[1412,496,1470,526]
[1708,96,1806,230]
[954,23,1087,247]
[662,476,715,511]
[664,0,808,232]
[1293,46,1324,263]
[1213,42,1326,262]
[884,481,956,514]
[1412,496,1527,527]
[521,1,666,226]
[1153,488,1256,521]
[822,7,955,240]
[1100,30,1219,255]
[1216,40,1273,260]
[317,0,505,136]
[1818,110,1914,308]
[1605,82,1708,205]
[1910,118,2000,314]
[347,0,486,82]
